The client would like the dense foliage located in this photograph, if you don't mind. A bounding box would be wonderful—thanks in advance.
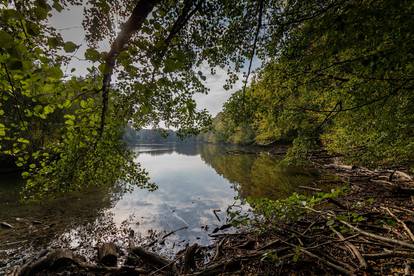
[1,0,413,199]
[205,0,414,169]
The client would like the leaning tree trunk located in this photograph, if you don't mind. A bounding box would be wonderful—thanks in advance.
[98,0,160,137]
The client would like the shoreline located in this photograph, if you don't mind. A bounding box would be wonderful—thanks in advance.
[7,149,414,275]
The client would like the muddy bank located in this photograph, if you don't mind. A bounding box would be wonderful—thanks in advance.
[6,150,414,275]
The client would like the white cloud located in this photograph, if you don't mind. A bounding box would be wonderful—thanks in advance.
[194,66,243,116]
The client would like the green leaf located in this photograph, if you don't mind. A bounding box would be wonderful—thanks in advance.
[33,6,49,20]
[63,41,77,53]
[26,21,41,36]
[0,123,5,136]
[34,105,43,113]
[65,120,74,126]
[80,100,88,108]
[0,30,13,49]
[43,105,55,115]
[85,48,101,62]
[52,1,64,12]
[7,59,23,70]
[326,219,335,226]
[47,37,61,49]
[17,138,30,144]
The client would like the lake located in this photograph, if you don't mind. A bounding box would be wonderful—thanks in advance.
[0,143,320,271]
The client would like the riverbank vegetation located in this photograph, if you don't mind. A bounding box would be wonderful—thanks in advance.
[202,0,413,170]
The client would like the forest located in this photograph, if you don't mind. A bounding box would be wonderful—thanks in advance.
[1,0,413,275]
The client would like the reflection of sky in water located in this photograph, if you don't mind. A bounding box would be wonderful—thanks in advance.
[0,143,321,271]
[111,150,243,246]
[52,144,318,257]
[47,145,253,259]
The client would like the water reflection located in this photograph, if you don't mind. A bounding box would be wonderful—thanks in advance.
[199,145,318,199]
[0,143,319,271]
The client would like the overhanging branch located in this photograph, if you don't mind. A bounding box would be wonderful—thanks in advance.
[98,0,160,137]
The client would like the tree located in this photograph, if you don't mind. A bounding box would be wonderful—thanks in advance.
[1,0,412,199]
[208,0,414,168]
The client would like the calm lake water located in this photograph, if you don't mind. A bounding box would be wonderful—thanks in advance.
[0,143,321,271]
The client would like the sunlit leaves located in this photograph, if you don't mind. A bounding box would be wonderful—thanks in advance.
[0,123,6,136]
[205,0,414,168]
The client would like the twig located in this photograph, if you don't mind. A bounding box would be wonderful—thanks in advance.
[362,249,414,259]
[339,220,414,250]
[298,185,322,192]
[213,238,225,261]
[300,248,354,275]
[148,254,182,276]
[330,226,367,269]
[161,226,188,240]
[382,207,414,242]
[391,206,414,215]
[213,209,221,222]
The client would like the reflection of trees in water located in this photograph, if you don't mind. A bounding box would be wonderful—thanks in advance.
[199,144,318,200]
[0,182,118,270]
[136,143,202,156]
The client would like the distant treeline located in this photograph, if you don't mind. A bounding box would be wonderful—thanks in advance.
[123,127,203,144]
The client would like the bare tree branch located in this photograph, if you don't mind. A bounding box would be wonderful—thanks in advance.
[241,0,264,112]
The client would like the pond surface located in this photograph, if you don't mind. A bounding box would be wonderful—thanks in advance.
[0,143,322,271]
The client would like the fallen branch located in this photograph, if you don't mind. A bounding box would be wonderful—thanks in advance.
[382,207,414,242]
[161,226,188,240]
[183,243,199,274]
[299,185,322,192]
[362,249,414,259]
[130,247,171,268]
[299,248,354,276]
[330,226,367,269]
[339,220,414,250]
[212,209,221,222]
[148,226,188,246]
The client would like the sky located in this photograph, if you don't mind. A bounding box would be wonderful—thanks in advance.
[48,5,258,117]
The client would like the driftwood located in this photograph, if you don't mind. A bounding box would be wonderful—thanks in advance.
[18,249,77,276]
[8,149,414,276]
[386,170,413,181]
[182,243,199,274]
[97,242,118,267]
[130,246,171,268]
